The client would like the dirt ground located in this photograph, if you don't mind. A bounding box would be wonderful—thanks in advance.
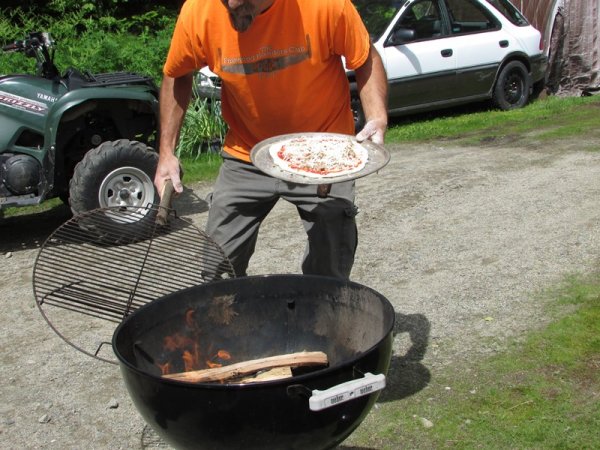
[1,136,599,449]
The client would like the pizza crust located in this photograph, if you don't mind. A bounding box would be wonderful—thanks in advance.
[268,135,369,179]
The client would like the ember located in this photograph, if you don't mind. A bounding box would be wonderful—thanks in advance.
[156,308,231,375]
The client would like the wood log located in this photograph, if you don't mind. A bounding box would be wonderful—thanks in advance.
[163,351,328,383]
[236,367,293,384]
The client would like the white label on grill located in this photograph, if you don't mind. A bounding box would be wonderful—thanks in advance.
[309,373,386,411]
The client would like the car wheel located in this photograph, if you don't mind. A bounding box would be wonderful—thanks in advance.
[69,140,159,239]
[351,96,366,133]
[492,61,531,110]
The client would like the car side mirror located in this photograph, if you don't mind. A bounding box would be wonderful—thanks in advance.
[385,28,416,46]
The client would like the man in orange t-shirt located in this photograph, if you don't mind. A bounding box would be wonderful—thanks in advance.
[155,0,387,278]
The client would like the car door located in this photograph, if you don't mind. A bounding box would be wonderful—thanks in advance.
[441,0,511,98]
[379,0,457,113]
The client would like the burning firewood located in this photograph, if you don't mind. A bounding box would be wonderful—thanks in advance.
[163,351,328,383]
[236,367,293,384]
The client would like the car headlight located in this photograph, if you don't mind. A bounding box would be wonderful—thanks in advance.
[197,72,214,88]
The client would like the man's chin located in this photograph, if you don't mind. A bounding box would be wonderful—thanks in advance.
[230,15,254,32]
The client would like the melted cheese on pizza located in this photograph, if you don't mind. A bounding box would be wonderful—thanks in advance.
[269,136,368,178]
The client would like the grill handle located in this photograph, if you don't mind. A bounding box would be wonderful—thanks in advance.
[156,179,175,226]
[308,372,386,411]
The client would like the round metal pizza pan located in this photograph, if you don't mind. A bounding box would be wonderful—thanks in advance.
[250,132,390,185]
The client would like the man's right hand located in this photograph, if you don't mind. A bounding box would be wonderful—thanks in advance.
[154,152,184,198]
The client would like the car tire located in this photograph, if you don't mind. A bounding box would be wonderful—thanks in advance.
[492,61,531,110]
[69,140,159,241]
[351,96,366,133]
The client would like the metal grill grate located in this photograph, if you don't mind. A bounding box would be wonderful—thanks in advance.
[32,205,235,362]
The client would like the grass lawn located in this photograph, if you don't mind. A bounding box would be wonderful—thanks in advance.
[386,95,600,147]
[346,273,600,449]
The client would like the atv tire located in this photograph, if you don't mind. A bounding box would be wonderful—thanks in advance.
[69,140,159,242]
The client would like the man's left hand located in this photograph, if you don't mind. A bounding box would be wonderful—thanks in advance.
[356,119,386,145]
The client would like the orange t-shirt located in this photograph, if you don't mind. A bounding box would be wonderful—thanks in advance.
[164,0,371,162]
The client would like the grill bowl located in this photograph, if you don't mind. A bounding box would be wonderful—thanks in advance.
[113,274,395,450]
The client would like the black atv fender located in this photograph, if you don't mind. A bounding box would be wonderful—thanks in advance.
[43,86,159,192]
[45,86,158,147]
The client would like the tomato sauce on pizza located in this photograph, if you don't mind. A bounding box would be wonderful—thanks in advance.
[269,135,368,178]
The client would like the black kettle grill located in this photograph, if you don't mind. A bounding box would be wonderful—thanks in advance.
[32,203,395,449]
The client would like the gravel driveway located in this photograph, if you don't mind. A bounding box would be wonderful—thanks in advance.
[1,137,599,449]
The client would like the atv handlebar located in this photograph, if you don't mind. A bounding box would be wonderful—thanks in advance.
[2,41,24,52]
[2,32,53,54]
[2,32,59,79]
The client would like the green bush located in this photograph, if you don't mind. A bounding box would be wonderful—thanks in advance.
[0,2,175,83]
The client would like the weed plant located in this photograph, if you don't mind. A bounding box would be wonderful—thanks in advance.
[177,89,228,160]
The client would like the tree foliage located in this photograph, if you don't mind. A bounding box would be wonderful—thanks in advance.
[0,0,179,82]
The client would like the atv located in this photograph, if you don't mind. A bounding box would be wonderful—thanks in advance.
[0,31,159,223]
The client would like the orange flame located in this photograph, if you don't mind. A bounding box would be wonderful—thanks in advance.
[157,362,172,376]
[163,333,194,352]
[206,360,223,369]
[156,308,232,375]
[216,350,231,360]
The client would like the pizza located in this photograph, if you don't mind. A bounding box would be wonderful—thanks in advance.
[268,135,369,178]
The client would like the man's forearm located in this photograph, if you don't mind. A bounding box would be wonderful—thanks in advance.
[355,45,388,125]
[159,73,194,156]
[155,73,194,194]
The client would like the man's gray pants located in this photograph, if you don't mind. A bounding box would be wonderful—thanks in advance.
[205,154,358,279]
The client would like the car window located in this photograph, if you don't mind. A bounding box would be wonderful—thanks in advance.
[353,1,404,40]
[484,0,529,26]
[445,0,500,35]
[395,0,444,42]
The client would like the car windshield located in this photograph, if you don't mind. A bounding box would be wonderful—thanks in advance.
[353,0,404,40]
[484,0,530,26]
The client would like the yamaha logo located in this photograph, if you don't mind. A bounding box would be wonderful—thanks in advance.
[37,92,58,103]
